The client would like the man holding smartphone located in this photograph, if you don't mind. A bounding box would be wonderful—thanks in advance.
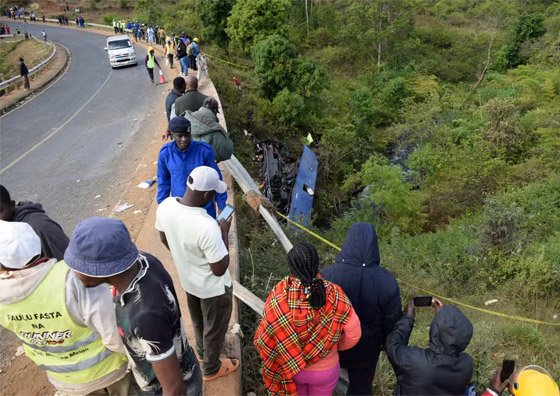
[156,166,240,382]
[385,297,474,395]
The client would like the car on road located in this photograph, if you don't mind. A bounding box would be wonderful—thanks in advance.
[104,35,136,68]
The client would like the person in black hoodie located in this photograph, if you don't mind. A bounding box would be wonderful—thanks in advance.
[19,57,29,90]
[0,185,69,261]
[386,298,474,396]
[321,222,402,395]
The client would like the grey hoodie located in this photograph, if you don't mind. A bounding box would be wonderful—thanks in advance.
[0,259,127,395]
[385,306,474,395]
[185,107,234,162]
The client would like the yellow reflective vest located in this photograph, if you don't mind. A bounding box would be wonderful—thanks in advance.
[147,53,155,68]
[0,261,127,384]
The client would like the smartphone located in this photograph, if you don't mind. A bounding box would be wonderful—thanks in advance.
[413,296,433,307]
[500,359,515,383]
[216,204,235,223]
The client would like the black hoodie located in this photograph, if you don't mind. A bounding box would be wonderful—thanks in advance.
[386,306,474,396]
[12,201,69,261]
[321,222,402,366]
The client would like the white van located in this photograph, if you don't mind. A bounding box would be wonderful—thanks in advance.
[104,35,137,68]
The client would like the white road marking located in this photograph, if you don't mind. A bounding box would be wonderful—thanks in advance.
[0,69,113,175]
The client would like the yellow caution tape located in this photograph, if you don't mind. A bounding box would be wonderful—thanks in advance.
[275,211,560,327]
[200,51,253,70]
[276,211,341,252]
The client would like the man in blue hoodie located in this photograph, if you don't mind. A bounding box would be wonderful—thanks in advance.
[157,116,227,218]
[321,222,402,395]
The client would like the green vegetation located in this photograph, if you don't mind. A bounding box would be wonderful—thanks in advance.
[0,38,50,79]
[74,0,560,393]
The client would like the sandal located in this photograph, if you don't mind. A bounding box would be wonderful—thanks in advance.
[202,358,239,382]
[195,353,203,364]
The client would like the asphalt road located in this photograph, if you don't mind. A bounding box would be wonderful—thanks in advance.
[0,22,166,234]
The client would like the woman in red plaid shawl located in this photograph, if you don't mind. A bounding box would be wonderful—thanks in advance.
[254,243,361,396]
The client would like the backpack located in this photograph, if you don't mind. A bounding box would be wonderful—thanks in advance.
[187,43,195,56]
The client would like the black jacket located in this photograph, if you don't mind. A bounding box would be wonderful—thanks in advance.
[165,89,182,121]
[174,89,208,117]
[321,222,401,367]
[386,307,474,396]
[176,40,187,59]
[13,202,69,261]
[19,61,29,76]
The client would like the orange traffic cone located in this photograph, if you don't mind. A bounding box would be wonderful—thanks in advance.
[159,69,166,84]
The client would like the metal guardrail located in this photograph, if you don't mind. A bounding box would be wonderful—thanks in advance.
[0,36,57,91]
[43,18,132,33]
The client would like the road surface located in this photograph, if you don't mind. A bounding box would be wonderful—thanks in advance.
[0,21,165,234]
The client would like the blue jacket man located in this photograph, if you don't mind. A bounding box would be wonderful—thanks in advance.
[157,117,227,218]
[321,222,402,396]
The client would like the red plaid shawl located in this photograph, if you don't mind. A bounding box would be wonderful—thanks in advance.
[254,276,352,395]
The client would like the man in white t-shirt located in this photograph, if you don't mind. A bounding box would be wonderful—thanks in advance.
[155,166,239,382]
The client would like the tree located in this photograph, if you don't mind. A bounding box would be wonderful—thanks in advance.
[498,14,546,70]
[196,0,235,48]
[226,0,290,52]
[252,34,297,99]
[482,98,527,159]
[342,0,415,70]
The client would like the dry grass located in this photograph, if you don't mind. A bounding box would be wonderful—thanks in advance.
[0,38,51,79]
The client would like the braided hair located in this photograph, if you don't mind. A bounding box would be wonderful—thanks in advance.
[287,243,327,310]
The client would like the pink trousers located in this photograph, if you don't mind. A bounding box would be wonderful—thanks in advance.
[293,363,340,396]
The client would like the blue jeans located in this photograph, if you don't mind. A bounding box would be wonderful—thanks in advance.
[179,56,189,75]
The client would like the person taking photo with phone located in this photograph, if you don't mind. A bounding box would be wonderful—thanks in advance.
[155,166,239,382]
[385,297,474,395]
[482,364,559,396]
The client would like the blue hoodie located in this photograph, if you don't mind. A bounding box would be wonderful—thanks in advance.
[321,222,402,366]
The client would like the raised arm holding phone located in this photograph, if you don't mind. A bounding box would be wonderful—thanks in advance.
[385,296,474,395]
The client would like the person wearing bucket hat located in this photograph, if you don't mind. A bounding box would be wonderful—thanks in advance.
[0,220,131,395]
[66,217,202,396]
[156,166,239,382]
[157,115,227,219]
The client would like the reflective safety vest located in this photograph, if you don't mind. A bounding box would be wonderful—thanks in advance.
[0,261,127,384]
[112,20,116,27]
[147,53,155,68]
[165,44,174,55]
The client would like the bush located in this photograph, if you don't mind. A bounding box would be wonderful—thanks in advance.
[102,14,119,25]
[226,0,290,52]
[252,35,297,99]
[481,198,524,253]
[271,88,304,128]
[196,0,235,47]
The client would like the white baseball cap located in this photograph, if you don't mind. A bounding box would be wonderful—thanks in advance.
[187,166,227,194]
[0,221,42,269]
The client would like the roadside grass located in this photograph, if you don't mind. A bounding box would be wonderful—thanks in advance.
[0,38,51,79]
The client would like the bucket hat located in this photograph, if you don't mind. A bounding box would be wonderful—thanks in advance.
[64,217,138,277]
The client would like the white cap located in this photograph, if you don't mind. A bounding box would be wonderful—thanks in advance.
[187,166,227,194]
[0,221,42,269]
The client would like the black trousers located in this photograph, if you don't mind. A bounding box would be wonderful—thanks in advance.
[167,54,174,68]
[189,55,197,70]
[186,287,232,377]
[346,363,377,396]
[147,67,154,82]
